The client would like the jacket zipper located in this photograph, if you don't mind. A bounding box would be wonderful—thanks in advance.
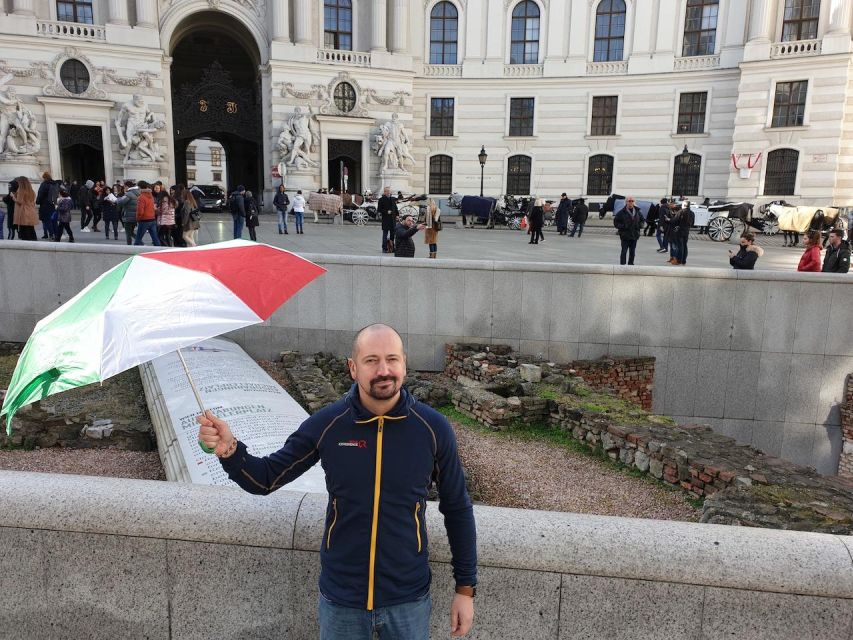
[414,502,422,554]
[326,497,337,549]
[367,416,385,611]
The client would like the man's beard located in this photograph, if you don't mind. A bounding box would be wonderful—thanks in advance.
[367,375,400,400]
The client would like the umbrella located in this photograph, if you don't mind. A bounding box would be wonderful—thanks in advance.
[1,239,326,435]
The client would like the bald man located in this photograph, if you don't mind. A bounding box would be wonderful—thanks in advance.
[198,324,477,639]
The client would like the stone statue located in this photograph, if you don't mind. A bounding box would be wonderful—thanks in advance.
[277,106,318,171]
[0,74,41,156]
[115,94,165,164]
[373,113,415,172]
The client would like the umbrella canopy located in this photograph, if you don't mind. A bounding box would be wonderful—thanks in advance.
[1,239,326,433]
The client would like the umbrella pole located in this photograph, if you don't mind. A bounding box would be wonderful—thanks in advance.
[177,349,215,454]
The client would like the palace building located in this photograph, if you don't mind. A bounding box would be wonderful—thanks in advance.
[0,0,851,206]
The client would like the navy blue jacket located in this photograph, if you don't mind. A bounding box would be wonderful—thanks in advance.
[220,385,477,610]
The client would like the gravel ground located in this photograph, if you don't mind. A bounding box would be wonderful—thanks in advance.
[0,448,165,480]
[451,420,699,522]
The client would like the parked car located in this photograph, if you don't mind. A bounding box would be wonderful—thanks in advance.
[191,185,226,212]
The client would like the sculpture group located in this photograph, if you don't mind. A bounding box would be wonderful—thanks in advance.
[0,73,41,156]
[276,106,319,178]
[373,113,415,172]
[115,94,166,164]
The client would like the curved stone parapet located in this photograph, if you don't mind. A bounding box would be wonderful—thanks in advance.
[0,470,851,638]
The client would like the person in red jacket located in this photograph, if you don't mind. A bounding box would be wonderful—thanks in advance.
[797,230,822,272]
[132,180,160,246]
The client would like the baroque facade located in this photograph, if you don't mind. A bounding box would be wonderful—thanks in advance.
[0,0,851,206]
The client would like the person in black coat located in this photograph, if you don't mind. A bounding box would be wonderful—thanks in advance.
[729,232,764,270]
[3,180,18,240]
[670,204,695,265]
[36,171,59,239]
[613,197,643,265]
[378,186,399,253]
[393,213,425,257]
[569,198,589,237]
[555,193,571,235]
[528,200,545,244]
[77,180,94,230]
[822,229,851,273]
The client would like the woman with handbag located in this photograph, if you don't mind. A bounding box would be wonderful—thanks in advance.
[181,188,201,247]
[11,176,38,241]
[245,190,260,241]
[424,199,441,258]
[157,191,177,247]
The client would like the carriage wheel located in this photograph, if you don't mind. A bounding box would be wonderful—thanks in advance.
[543,217,554,227]
[398,205,418,220]
[707,217,734,242]
[762,218,780,236]
[507,216,522,230]
[730,219,746,239]
[351,209,369,226]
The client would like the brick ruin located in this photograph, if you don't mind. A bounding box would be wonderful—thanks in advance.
[839,376,853,479]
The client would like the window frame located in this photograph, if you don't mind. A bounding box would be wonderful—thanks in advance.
[429,97,456,137]
[671,152,703,197]
[676,91,708,135]
[428,154,454,194]
[59,58,90,94]
[509,0,541,65]
[589,95,619,137]
[593,0,627,62]
[506,154,533,195]
[769,79,809,129]
[586,154,614,196]
[186,147,197,165]
[508,97,535,137]
[781,0,821,42]
[210,148,222,167]
[429,1,459,65]
[763,148,800,196]
[186,169,197,182]
[324,0,353,51]
[56,0,94,24]
[212,171,223,183]
[681,0,719,57]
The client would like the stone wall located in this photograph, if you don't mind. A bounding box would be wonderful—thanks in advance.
[839,376,853,478]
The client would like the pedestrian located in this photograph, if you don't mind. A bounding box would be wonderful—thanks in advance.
[613,196,642,265]
[54,187,74,243]
[116,179,139,245]
[394,212,426,257]
[157,189,177,247]
[528,198,545,245]
[229,185,246,239]
[292,189,306,234]
[656,199,670,253]
[2,181,15,240]
[181,187,200,247]
[555,193,571,235]
[36,171,59,240]
[568,197,588,238]
[101,186,120,240]
[822,228,850,273]
[378,186,398,253]
[133,180,160,246]
[645,201,659,237]
[90,180,104,233]
[69,180,79,209]
[197,323,478,640]
[797,230,822,272]
[11,176,38,241]
[423,198,441,258]
[669,202,694,265]
[729,232,763,270]
[245,190,259,242]
[78,179,94,231]
[274,184,290,234]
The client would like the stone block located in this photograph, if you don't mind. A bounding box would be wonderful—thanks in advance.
[408,333,440,371]
[434,269,465,336]
[547,342,579,364]
[784,354,825,423]
[578,274,613,344]
[811,425,842,475]
[0,527,47,636]
[578,343,611,360]
[731,279,768,351]
[323,264,354,331]
[663,348,699,416]
[753,352,793,422]
[724,350,762,420]
[463,270,493,338]
[351,265,382,329]
[380,266,409,330]
[324,329,355,360]
[649,458,664,478]
[549,273,583,342]
[780,421,818,467]
[639,275,674,347]
[520,272,552,340]
[693,350,730,419]
[519,363,542,383]
[700,278,737,350]
[669,278,705,348]
[761,282,799,353]
[406,267,436,335]
[0,249,35,315]
[793,282,833,355]
[634,450,650,472]
[491,270,523,339]
[701,587,853,640]
[814,355,853,427]
[827,283,853,356]
[750,421,784,457]
[609,275,643,345]
[297,327,326,355]
[559,575,703,639]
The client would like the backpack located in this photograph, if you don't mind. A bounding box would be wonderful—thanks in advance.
[48,181,59,206]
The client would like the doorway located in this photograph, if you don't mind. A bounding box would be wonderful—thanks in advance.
[57,124,105,182]
[328,139,361,195]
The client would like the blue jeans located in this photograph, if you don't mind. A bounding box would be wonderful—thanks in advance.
[569,222,584,237]
[318,591,431,640]
[134,220,160,246]
[656,226,668,250]
[294,211,304,233]
[277,208,288,233]
[232,214,244,239]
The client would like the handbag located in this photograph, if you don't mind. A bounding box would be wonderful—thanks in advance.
[249,214,259,227]
[434,219,442,231]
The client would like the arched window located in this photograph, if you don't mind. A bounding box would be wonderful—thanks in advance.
[672,153,702,197]
[587,154,614,196]
[507,155,532,194]
[682,0,718,57]
[429,155,453,194]
[782,0,820,42]
[594,0,626,62]
[430,2,459,64]
[56,0,93,23]
[764,149,799,196]
[324,0,353,51]
[510,1,540,65]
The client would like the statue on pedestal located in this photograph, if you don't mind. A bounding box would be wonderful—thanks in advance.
[0,74,41,156]
[115,94,165,164]
[373,113,415,172]
[277,106,319,175]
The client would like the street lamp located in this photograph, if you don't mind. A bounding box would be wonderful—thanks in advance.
[678,144,692,166]
[478,146,488,197]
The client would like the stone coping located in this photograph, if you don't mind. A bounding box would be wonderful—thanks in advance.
[2,241,852,283]
[1,470,851,599]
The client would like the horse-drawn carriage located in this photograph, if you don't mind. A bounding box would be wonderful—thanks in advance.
[341,191,379,225]
[764,203,846,240]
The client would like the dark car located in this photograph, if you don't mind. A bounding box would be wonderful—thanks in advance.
[191,185,225,212]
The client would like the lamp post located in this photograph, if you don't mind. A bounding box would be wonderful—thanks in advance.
[678,144,691,166]
[478,146,488,197]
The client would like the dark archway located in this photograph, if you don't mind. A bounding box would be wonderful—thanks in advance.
[328,139,362,195]
[170,14,262,197]
[57,124,105,183]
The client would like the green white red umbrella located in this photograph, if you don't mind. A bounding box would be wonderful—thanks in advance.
[1,239,326,433]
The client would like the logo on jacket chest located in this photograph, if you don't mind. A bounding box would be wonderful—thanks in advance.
[338,439,368,449]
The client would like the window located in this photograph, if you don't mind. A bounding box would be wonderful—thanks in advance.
[782,0,820,42]
[771,81,808,128]
[764,149,799,195]
[56,0,93,23]
[212,171,223,182]
[677,92,707,134]
[324,0,353,50]
[672,153,702,196]
[430,2,458,64]
[590,96,618,136]
[510,1,540,64]
[186,169,197,181]
[594,0,626,62]
[429,155,453,193]
[682,0,718,56]
[587,154,613,195]
[186,147,196,165]
[430,98,455,136]
[506,155,532,194]
[211,148,222,167]
[59,59,90,94]
[509,98,535,136]
[334,82,357,113]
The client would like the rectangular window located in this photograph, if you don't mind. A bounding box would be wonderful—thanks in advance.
[186,147,196,165]
[677,92,707,134]
[508,98,535,137]
[682,0,719,57]
[429,155,453,194]
[430,98,455,136]
[212,171,222,182]
[211,148,222,166]
[186,169,196,181]
[771,81,808,128]
[782,0,820,42]
[590,96,618,136]
[57,0,93,23]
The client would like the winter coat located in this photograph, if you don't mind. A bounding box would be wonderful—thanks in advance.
[528,206,544,231]
[181,201,200,231]
[3,191,15,226]
[158,199,176,226]
[56,196,73,224]
[101,196,119,222]
[245,197,259,227]
[11,192,38,227]
[117,188,139,224]
[674,208,695,239]
[36,180,58,217]
[136,190,156,222]
[379,195,399,231]
[823,241,851,273]
[570,203,589,225]
[555,199,571,229]
[613,206,642,241]
[729,244,764,270]
[424,215,440,245]
[292,194,306,212]
[394,222,419,257]
[77,187,93,211]
[797,244,822,272]
[273,192,290,210]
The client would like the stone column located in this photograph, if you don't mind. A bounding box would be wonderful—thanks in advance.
[389,0,407,53]
[294,0,311,45]
[12,0,34,16]
[272,0,290,42]
[829,0,853,33]
[108,0,129,25]
[747,0,773,42]
[135,0,156,27]
[371,0,387,52]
